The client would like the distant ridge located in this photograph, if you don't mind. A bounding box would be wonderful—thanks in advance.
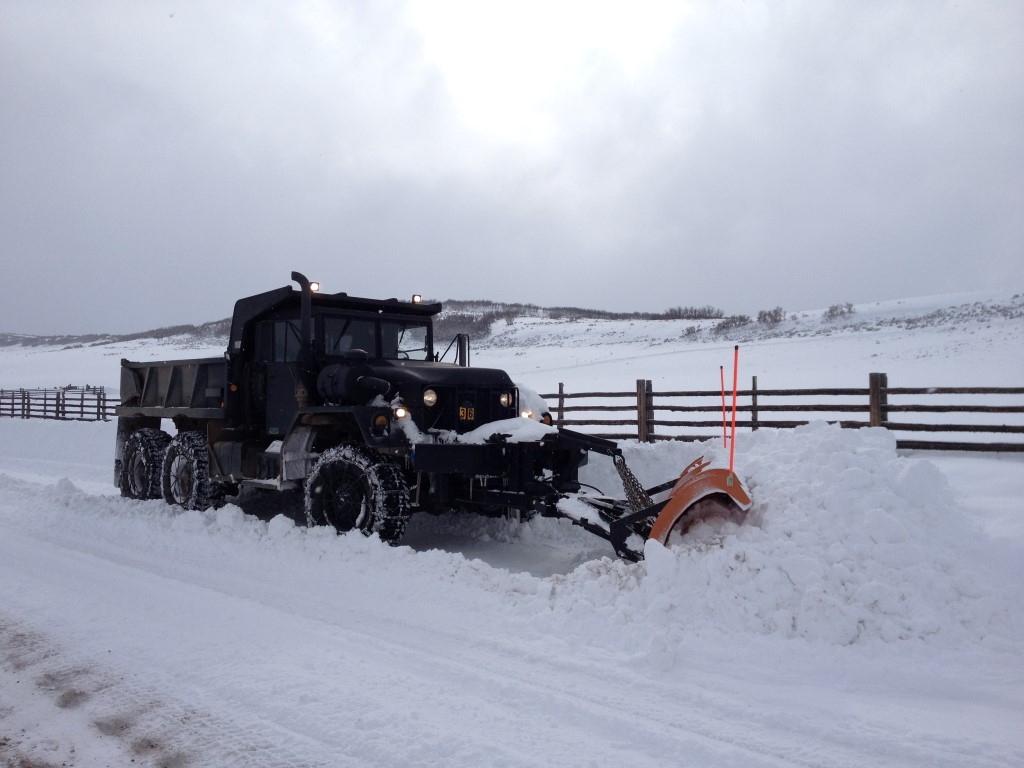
[0,318,231,348]
[2,291,1020,349]
[0,301,726,347]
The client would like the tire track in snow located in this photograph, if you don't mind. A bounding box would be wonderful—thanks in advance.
[0,614,336,767]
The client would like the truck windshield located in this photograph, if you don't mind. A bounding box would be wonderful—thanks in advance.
[381,320,431,360]
[323,318,376,357]
[322,317,432,360]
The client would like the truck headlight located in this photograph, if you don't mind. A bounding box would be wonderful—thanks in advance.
[499,392,512,408]
[422,388,438,407]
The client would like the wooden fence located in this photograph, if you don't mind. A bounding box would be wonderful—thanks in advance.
[4,376,1023,452]
[0,386,116,421]
[540,373,1024,452]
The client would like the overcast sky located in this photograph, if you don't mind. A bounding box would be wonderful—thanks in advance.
[2,1,1022,334]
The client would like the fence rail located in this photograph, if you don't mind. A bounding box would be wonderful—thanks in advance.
[4,377,1023,452]
[541,373,1024,452]
[0,386,116,421]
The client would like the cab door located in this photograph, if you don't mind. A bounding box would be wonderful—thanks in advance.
[260,319,307,437]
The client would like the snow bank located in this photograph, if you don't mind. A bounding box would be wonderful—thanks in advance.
[553,423,1008,648]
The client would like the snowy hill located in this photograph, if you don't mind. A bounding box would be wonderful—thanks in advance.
[0,290,1022,766]
[1,288,1022,392]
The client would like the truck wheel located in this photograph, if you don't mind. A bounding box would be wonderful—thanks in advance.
[120,428,172,499]
[305,445,410,544]
[161,431,221,511]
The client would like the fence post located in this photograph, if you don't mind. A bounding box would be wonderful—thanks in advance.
[20,389,28,419]
[636,379,648,442]
[869,372,889,427]
[556,383,565,428]
[751,375,759,431]
[645,379,655,442]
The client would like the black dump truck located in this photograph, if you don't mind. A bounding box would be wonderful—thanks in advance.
[114,272,751,559]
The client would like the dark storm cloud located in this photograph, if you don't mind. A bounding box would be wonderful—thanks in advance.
[1,0,1021,333]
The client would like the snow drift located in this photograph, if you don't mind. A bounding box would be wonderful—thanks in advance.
[561,423,1006,649]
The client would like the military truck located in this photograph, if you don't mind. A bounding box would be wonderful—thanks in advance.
[115,272,751,560]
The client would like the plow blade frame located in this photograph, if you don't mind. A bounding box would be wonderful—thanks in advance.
[576,455,752,561]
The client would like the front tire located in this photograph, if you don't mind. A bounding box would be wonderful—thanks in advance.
[304,445,410,544]
[161,431,222,510]
[120,428,172,499]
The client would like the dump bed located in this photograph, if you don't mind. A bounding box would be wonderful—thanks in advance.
[116,357,227,418]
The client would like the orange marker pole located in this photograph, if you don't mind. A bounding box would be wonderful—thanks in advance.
[720,365,728,447]
[729,345,739,474]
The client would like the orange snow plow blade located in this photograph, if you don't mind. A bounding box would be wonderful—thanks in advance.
[553,447,753,560]
[647,456,752,548]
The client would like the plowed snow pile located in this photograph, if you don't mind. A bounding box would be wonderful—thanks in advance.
[555,423,1006,650]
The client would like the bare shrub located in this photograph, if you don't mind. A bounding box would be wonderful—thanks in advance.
[757,307,785,326]
[661,305,725,320]
[435,313,498,340]
[823,303,855,322]
[712,315,752,334]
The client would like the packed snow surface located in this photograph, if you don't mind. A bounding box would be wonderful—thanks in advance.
[1,290,1022,766]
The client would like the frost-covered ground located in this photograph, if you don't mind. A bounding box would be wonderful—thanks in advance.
[1,290,1022,767]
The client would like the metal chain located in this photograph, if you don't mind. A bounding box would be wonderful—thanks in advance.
[614,454,653,512]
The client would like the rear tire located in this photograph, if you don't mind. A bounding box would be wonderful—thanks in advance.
[120,428,172,499]
[304,445,410,544]
[161,431,222,511]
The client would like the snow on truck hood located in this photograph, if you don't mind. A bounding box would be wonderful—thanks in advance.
[457,416,556,444]
[387,380,555,445]
[394,411,556,446]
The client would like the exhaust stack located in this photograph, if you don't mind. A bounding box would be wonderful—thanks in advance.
[291,271,316,406]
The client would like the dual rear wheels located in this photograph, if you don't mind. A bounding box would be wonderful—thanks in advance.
[160,431,225,510]
[119,428,171,500]
[119,429,223,510]
[120,430,410,544]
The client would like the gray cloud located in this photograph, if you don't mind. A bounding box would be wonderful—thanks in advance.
[1,0,1021,333]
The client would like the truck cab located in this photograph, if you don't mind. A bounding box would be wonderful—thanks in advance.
[224,277,521,447]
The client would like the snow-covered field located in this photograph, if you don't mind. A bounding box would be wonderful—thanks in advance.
[1,291,1022,767]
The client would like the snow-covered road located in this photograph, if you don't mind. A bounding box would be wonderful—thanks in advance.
[2,418,1021,767]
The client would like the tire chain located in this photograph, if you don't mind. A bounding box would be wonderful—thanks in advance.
[305,445,411,544]
[120,428,171,500]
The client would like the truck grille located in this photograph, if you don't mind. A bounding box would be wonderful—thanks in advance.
[428,387,517,434]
